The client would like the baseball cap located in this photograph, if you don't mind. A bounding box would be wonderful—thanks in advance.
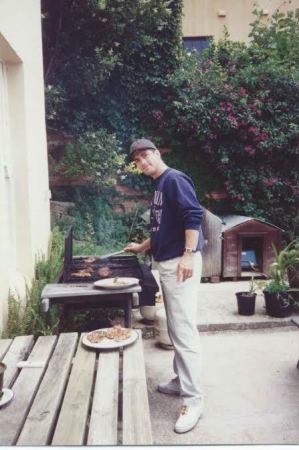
[129,138,157,158]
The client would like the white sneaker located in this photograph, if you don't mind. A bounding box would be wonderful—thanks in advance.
[157,377,180,395]
[174,403,203,433]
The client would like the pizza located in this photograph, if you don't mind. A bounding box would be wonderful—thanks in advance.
[105,325,132,341]
[87,330,107,343]
[87,325,132,343]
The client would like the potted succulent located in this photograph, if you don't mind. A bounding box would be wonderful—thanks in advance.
[263,244,297,318]
[235,276,257,316]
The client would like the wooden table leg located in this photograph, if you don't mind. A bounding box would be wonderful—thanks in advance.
[124,298,132,328]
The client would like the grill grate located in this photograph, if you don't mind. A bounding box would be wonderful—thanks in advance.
[61,227,158,306]
[68,255,142,283]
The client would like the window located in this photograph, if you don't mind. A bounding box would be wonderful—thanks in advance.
[183,36,211,55]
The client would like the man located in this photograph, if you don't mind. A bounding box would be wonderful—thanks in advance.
[124,138,205,434]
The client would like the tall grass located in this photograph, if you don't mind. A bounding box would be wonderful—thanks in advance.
[3,227,64,338]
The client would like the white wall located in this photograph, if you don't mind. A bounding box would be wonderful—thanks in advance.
[0,0,51,333]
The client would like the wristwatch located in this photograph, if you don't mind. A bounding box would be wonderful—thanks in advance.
[184,247,196,254]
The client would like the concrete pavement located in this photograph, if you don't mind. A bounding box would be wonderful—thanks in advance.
[133,280,299,445]
[197,280,296,331]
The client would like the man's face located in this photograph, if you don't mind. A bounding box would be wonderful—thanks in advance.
[133,149,161,178]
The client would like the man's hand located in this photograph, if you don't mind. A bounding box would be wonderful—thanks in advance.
[176,253,195,283]
[123,242,144,254]
[124,238,150,254]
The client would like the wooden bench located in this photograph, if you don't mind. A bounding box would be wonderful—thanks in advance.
[0,330,152,445]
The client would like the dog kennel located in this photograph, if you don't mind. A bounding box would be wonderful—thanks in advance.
[221,215,282,279]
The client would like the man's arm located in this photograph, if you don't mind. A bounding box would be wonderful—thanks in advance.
[176,229,199,283]
[123,238,151,254]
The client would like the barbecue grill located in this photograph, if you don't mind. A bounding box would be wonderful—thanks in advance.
[41,226,159,327]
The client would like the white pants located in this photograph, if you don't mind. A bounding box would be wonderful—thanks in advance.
[152,252,203,405]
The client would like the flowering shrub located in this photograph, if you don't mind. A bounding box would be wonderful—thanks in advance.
[160,12,299,240]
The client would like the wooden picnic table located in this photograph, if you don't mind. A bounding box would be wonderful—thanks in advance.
[0,330,152,445]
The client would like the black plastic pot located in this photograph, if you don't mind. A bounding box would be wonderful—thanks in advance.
[235,292,256,316]
[263,290,293,318]
[288,268,299,306]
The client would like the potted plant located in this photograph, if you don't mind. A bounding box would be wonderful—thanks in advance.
[284,240,299,307]
[263,244,296,318]
[235,276,257,316]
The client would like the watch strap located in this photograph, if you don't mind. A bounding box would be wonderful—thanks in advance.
[184,247,196,254]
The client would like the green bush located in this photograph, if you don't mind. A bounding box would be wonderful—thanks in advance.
[52,186,149,251]
[3,227,64,338]
[44,4,299,243]
[160,11,299,239]
[42,0,182,141]
[52,129,125,189]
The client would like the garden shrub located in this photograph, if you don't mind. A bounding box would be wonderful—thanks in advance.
[52,186,149,252]
[42,0,182,141]
[43,4,299,242]
[3,227,64,338]
[159,12,299,240]
[52,129,125,189]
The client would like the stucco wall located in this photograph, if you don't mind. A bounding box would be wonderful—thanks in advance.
[0,0,50,333]
[183,0,299,42]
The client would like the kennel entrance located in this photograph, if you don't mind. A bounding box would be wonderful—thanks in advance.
[239,235,264,277]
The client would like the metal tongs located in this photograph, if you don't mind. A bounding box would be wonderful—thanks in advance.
[98,250,126,260]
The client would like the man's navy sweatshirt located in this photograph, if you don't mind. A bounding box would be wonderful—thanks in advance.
[150,168,204,262]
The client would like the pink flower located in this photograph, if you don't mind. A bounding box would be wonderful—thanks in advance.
[244,145,256,156]
[239,87,247,97]
[152,110,163,121]
[248,126,259,134]
[263,178,278,187]
[227,114,238,128]
[255,132,268,143]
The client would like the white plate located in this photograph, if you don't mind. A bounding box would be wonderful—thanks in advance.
[0,388,14,407]
[93,277,139,290]
[82,328,138,349]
